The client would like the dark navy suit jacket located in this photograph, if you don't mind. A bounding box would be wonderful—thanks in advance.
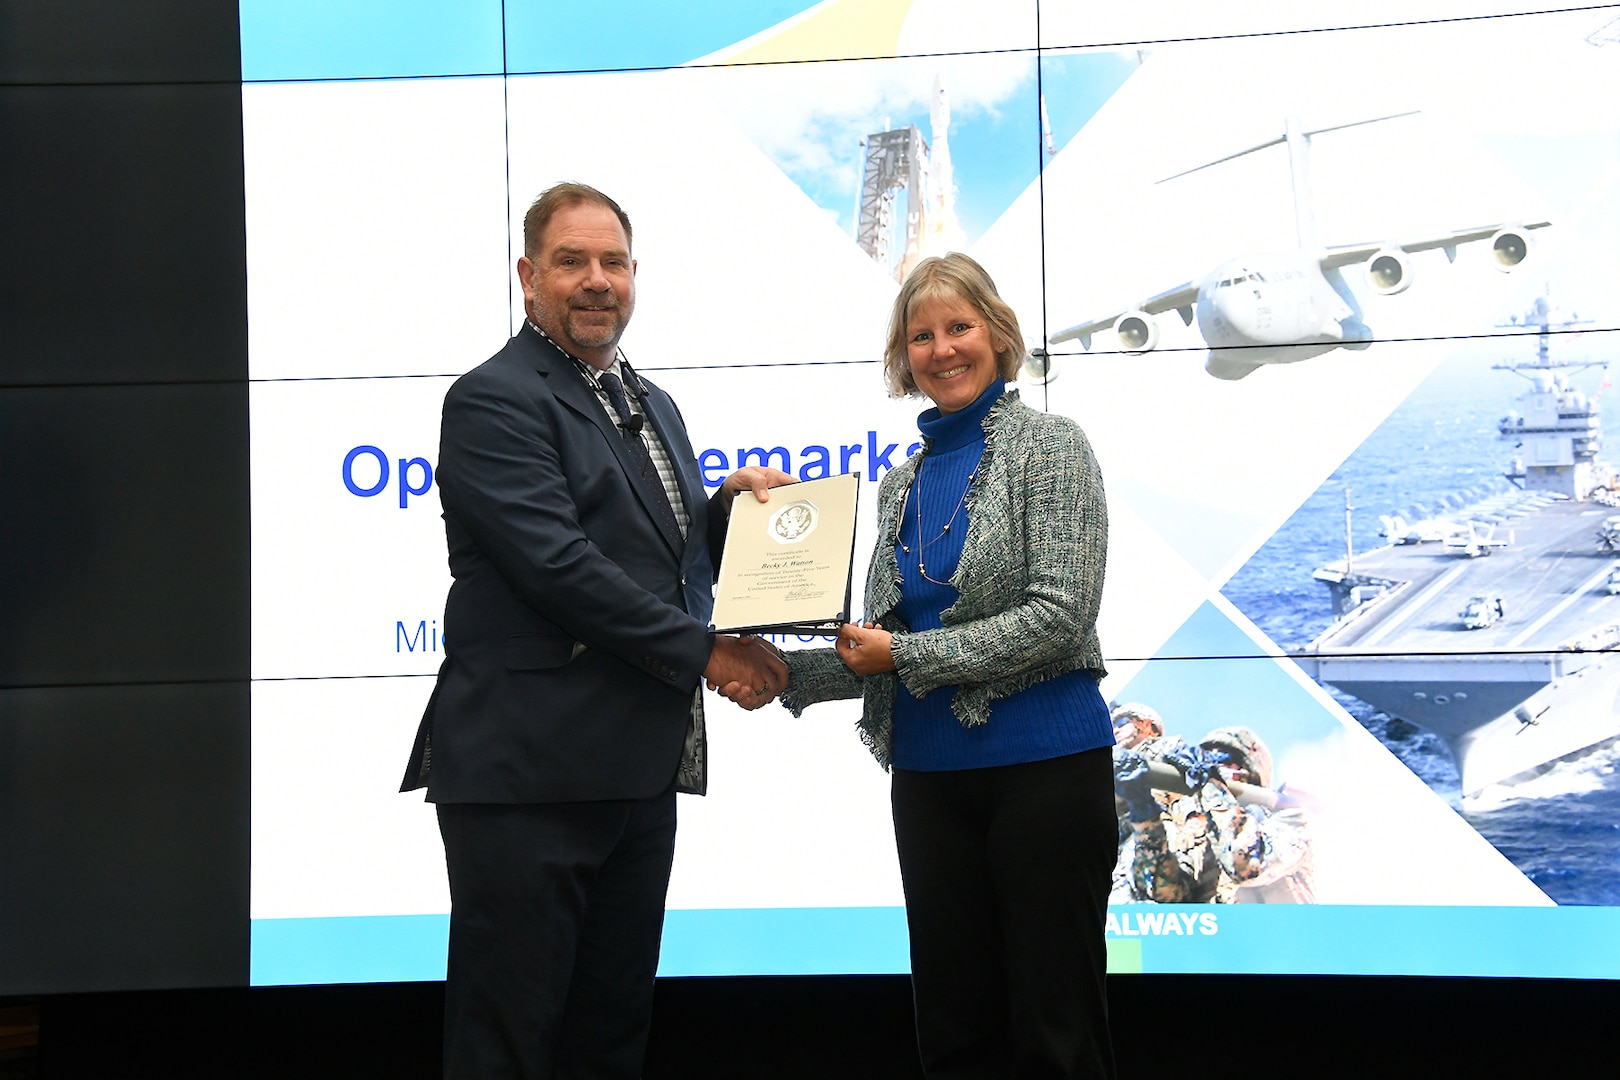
[401,324,722,803]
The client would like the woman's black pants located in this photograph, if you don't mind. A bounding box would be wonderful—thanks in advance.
[891,747,1118,1079]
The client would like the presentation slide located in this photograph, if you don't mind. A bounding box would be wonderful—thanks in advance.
[240,0,1620,984]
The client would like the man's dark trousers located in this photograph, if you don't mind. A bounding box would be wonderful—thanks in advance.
[438,787,677,1079]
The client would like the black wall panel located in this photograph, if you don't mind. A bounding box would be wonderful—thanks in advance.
[0,682,249,994]
[0,0,251,996]
[0,382,249,688]
[0,83,248,388]
[0,1,239,86]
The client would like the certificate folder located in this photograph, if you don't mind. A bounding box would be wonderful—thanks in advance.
[710,472,860,634]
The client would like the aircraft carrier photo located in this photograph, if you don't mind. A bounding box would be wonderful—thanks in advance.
[1292,298,1620,796]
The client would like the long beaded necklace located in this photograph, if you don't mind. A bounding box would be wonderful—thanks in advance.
[899,459,976,586]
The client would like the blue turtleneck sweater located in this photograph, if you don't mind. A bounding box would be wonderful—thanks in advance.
[889,380,1114,771]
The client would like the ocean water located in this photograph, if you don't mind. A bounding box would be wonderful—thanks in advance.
[1222,347,1620,905]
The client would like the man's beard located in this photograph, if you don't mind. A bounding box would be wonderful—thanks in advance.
[564,302,626,349]
[533,293,628,353]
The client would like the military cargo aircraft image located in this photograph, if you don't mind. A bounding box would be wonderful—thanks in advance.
[1042,114,1549,380]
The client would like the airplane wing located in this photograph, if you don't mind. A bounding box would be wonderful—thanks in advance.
[1049,280,1200,348]
[1320,220,1551,270]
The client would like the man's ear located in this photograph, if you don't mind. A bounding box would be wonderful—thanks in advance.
[516,255,537,298]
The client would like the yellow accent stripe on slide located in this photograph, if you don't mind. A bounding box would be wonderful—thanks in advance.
[716,0,915,65]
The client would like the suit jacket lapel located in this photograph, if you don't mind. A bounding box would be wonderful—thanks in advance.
[638,387,704,557]
[521,326,685,560]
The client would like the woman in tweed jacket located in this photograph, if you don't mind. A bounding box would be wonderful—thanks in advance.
[778,253,1118,1079]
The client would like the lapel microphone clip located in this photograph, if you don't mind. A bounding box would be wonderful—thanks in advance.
[617,352,650,434]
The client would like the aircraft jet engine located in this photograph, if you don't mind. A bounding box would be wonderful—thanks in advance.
[1366,248,1412,295]
[1491,228,1532,270]
[1114,311,1159,351]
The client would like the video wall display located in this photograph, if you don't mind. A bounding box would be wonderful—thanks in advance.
[241,0,1620,984]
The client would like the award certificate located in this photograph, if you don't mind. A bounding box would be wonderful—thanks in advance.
[710,472,860,634]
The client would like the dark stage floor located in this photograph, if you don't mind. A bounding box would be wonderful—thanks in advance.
[8,973,1617,1078]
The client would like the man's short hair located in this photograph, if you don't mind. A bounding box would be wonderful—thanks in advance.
[882,252,1026,398]
[522,182,633,258]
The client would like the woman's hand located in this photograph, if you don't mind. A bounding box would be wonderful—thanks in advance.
[836,621,895,676]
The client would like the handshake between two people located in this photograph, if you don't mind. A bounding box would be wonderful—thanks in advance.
[705,634,788,711]
[704,621,899,712]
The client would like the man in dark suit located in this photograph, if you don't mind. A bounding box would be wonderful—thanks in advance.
[402,182,790,1078]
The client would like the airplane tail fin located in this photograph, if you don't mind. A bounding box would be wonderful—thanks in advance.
[1157,111,1420,185]
[1158,110,1419,250]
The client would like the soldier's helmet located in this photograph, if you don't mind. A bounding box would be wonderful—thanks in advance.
[1198,726,1273,788]
[1110,702,1164,747]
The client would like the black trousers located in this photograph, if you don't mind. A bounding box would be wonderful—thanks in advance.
[891,748,1118,1080]
[436,786,677,1080]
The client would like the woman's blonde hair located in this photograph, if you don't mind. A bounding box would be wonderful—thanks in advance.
[882,252,1026,398]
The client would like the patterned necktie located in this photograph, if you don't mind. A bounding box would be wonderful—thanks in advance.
[598,370,684,546]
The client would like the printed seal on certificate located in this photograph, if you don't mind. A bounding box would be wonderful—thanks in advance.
[768,500,818,544]
[711,472,860,634]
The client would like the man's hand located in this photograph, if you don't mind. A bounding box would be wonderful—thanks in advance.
[719,466,797,512]
[835,621,895,676]
[705,634,788,710]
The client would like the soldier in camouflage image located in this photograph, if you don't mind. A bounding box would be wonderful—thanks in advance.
[1109,704,1316,904]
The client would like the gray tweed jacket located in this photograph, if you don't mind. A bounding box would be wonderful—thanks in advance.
[779,387,1108,769]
